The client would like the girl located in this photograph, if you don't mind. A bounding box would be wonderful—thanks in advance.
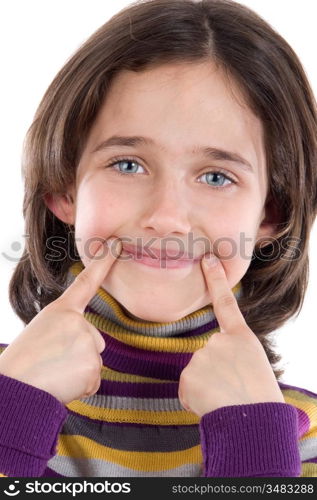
[0,0,316,478]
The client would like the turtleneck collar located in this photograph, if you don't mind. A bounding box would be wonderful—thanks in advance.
[66,261,243,339]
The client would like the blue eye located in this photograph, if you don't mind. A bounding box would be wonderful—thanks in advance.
[201,171,235,188]
[109,159,143,175]
[104,157,237,189]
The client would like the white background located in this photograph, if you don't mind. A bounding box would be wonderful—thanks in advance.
[0,1,316,392]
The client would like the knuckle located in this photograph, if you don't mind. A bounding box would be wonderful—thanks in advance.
[83,384,98,398]
[94,357,102,373]
[88,326,106,353]
[84,359,101,380]
[86,369,101,395]
[209,332,222,342]
[215,293,236,309]
[75,272,93,295]
[98,337,106,353]
[178,371,185,387]
[80,333,96,350]
[179,367,191,385]
[72,330,92,352]
[66,310,84,325]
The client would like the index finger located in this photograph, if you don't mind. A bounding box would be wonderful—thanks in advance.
[60,238,122,313]
[201,254,247,334]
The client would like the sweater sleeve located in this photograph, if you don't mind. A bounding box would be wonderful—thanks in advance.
[199,402,301,477]
[0,374,68,477]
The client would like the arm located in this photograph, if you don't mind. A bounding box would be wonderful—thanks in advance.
[0,374,68,477]
[0,239,122,477]
[199,401,301,477]
[178,254,302,477]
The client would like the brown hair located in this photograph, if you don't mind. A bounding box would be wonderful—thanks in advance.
[9,0,317,379]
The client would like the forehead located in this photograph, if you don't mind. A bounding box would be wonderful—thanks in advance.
[80,61,267,188]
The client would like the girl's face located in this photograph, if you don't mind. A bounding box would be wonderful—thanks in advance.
[47,61,276,321]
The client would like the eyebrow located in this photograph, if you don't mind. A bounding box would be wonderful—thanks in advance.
[91,135,254,172]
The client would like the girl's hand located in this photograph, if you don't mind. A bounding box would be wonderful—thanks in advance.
[178,254,285,418]
[0,238,122,405]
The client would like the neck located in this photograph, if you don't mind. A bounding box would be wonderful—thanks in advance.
[66,261,243,339]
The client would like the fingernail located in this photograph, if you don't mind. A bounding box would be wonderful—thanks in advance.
[203,253,219,267]
[106,237,117,248]
[92,241,107,258]
[107,237,122,255]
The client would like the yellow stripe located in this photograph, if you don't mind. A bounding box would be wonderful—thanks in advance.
[71,259,241,352]
[283,394,315,412]
[282,389,317,407]
[85,311,217,352]
[69,261,242,330]
[57,434,202,471]
[66,400,200,425]
[0,473,8,477]
[301,429,317,440]
[283,394,317,432]
[70,261,240,332]
[101,366,172,383]
[301,462,317,477]
[97,288,215,328]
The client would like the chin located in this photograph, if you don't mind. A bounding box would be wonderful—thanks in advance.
[102,275,212,323]
[120,298,208,323]
[131,309,189,323]
[141,310,186,323]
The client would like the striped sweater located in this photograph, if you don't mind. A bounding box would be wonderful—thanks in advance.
[0,261,316,477]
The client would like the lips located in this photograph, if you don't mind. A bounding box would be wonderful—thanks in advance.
[122,243,200,261]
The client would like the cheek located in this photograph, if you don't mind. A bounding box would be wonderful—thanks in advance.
[210,198,262,261]
[73,183,127,260]
[214,231,257,261]
[210,218,259,289]
[215,234,255,291]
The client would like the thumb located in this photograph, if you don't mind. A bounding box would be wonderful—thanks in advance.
[60,237,122,313]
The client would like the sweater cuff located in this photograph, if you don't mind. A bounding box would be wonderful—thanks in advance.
[199,402,301,477]
[0,374,68,477]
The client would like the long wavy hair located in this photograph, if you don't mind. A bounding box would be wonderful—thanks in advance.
[9,0,317,379]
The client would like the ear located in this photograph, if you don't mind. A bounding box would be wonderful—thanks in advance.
[256,196,280,245]
[43,187,76,225]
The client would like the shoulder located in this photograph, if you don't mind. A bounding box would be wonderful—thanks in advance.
[279,381,317,476]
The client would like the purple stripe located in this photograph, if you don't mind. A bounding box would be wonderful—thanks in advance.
[103,347,189,380]
[42,466,64,477]
[97,382,313,430]
[66,408,197,429]
[296,407,311,437]
[101,332,191,365]
[278,381,317,399]
[98,379,179,398]
[100,332,191,379]
[277,385,312,437]
[303,456,317,464]
[86,305,101,315]
[161,318,218,338]
[85,305,219,338]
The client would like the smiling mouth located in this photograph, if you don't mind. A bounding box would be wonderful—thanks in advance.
[121,243,201,261]
[120,244,202,270]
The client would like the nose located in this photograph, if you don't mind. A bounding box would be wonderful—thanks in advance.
[140,179,192,237]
